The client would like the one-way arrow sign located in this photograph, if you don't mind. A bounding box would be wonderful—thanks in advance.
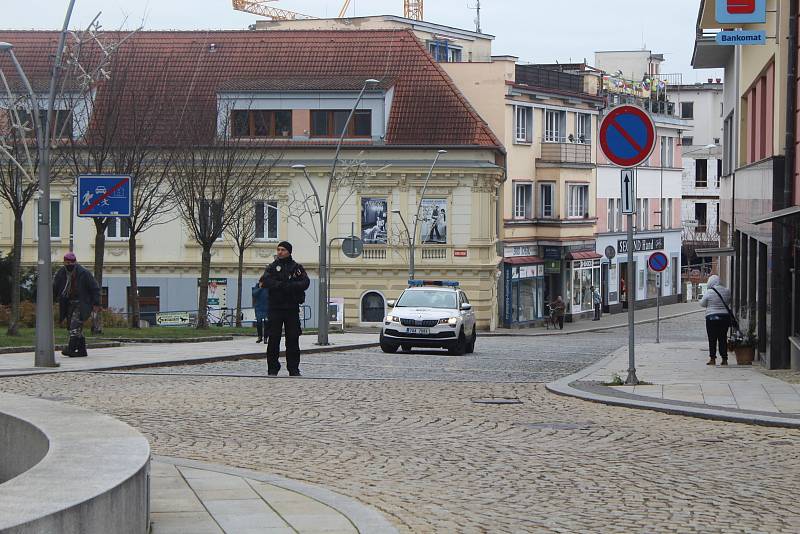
[621,169,636,214]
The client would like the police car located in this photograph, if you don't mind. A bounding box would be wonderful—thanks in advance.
[380,280,477,355]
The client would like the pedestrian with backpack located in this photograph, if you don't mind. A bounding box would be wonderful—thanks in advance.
[263,241,310,376]
[699,275,733,366]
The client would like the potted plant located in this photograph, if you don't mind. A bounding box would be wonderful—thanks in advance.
[728,322,757,365]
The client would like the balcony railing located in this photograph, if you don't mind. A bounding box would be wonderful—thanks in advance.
[539,140,592,164]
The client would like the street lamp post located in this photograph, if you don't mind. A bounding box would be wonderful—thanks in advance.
[1,3,75,367]
[297,79,379,346]
[401,150,447,280]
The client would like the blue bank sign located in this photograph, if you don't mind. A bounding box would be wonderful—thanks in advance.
[77,175,132,218]
[715,0,766,24]
[715,30,766,45]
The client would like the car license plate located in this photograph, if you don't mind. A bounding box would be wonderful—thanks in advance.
[406,327,430,335]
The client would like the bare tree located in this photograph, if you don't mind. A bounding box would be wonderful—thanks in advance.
[172,107,279,329]
[0,20,130,335]
[226,187,265,328]
[681,223,720,265]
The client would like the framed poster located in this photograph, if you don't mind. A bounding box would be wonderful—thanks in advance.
[361,198,387,244]
[420,198,447,244]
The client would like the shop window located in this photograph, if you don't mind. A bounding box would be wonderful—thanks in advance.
[569,260,600,314]
[361,292,385,323]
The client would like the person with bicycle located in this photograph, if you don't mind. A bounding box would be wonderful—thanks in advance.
[263,241,310,377]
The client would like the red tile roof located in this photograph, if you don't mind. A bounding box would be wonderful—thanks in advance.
[0,30,502,149]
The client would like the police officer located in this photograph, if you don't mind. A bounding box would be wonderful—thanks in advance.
[53,252,100,357]
[263,241,310,376]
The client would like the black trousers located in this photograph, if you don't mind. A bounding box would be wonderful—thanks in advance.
[255,318,269,340]
[266,308,301,375]
[705,315,731,359]
[593,303,601,320]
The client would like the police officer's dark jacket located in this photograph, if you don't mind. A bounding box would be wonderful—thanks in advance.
[262,256,310,311]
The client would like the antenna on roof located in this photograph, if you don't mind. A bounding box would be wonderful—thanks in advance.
[467,0,481,33]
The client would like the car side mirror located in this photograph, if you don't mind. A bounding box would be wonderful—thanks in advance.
[387,300,396,308]
[460,303,472,311]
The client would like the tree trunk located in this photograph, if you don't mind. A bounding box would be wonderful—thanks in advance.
[236,250,244,327]
[6,214,23,336]
[128,233,140,328]
[91,219,107,334]
[197,246,212,329]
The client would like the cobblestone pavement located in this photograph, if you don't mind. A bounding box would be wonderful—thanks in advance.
[2,314,799,533]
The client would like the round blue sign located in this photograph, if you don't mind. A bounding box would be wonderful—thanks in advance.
[648,251,669,272]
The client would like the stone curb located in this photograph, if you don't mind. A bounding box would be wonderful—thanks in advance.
[0,341,122,355]
[0,342,380,377]
[95,335,233,344]
[545,349,800,429]
[483,308,703,337]
[153,455,399,534]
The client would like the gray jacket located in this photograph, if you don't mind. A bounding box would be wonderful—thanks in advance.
[700,275,731,317]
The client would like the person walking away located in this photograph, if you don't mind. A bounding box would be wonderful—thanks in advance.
[551,295,566,330]
[263,241,310,376]
[53,252,100,357]
[699,275,732,365]
[591,285,602,320]
[252,278,270,343]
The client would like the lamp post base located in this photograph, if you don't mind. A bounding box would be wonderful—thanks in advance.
[624,369,639,386]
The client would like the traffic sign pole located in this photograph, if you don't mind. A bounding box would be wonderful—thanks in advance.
[625,171,638,386]
[656,273,661,344]
[647,251,669,345]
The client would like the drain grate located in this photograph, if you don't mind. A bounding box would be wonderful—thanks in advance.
[471,398,523,405]
[521,422,593,431]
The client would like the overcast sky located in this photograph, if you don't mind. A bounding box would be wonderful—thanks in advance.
[4,0,721,83]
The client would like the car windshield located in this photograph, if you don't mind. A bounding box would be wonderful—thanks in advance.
[395,290,457,309]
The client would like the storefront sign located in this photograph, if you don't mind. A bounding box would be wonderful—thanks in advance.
[617,237,664,254]
[542,246,561,260]
[715,30,766,46]
[512,265,544,279]
[544,260,561,274]
[504,245,537,258]
[716,0,766,24]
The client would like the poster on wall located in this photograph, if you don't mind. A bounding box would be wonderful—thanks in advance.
[197,278,227,309]
[361,198,388,244]
[420,198,447,244]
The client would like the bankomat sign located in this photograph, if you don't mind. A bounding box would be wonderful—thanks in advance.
[716,0,766,24]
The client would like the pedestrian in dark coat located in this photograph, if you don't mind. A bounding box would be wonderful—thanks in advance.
[252,279,270,343]
[262,241,310,376]
[52,252,100,357]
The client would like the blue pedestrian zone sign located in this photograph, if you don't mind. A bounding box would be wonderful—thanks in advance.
[77,175,132,218]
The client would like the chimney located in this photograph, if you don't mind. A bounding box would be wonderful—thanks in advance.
[715,78,721,83]
[707,78,713,83]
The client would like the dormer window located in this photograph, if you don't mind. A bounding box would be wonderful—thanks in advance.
[310,110,371,138]
[231,110,292,138]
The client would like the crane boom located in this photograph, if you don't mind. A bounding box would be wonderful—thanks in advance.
[231,0,314,20]
[338,0,352,17]
[404,0,423,20]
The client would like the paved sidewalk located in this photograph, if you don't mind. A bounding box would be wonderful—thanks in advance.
[0,333,378,377]
[548,340,800,427]
[488,301,702,336]
[151,456,397,534]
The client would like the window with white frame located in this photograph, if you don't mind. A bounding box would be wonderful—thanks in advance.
[567,184,588,218]
[615,198,623,231]
[539,182,554,218]
[544,109,565,142]
[665,198,673,229]
[34,199,61,239]
[575,113,591,144]
[106,217,131,240]
[513,182,533,219]
[607,198,620,232]
[255,200,279,240]
[666,137,674,167]
[514,106,532,143]
[636,198,649,231]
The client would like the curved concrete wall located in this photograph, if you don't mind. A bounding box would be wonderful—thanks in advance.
[0,393,150,534]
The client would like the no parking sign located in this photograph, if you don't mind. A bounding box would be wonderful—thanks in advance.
[599,105,656,168]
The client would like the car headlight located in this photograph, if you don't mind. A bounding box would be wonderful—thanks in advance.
[438,317,459,326]
[386,315,400,323]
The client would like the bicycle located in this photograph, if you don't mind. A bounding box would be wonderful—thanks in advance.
[206,307,236,327]
[545,304,558,330]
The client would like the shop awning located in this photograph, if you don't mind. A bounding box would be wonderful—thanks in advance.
[503,256,544,265]
[695,247,736,257]
[566,251,602,260]
[751,205,800,225]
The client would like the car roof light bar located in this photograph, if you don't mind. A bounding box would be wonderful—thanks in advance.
[408,280,459,287]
